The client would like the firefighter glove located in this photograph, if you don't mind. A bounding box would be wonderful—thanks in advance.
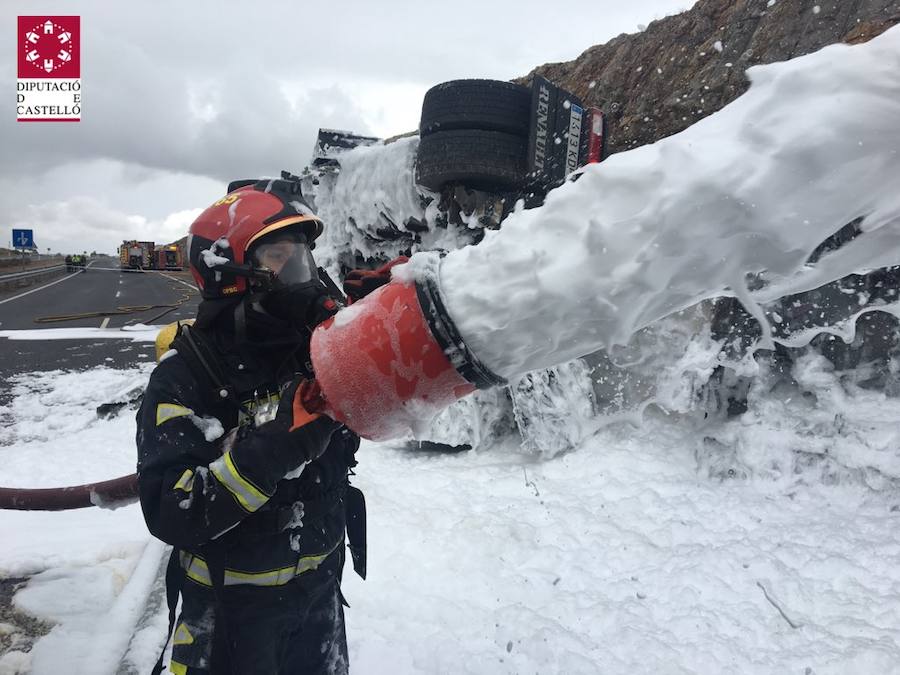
[271,378,341,464]
[342,256,409,303]
[228,379,341,494]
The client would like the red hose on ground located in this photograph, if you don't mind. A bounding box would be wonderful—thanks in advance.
[0,474,139,511]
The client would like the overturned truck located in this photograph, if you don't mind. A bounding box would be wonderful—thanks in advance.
[305,77,606,253]
[300,75,900,452]
[290,77,608,453]
[414,77,605,218]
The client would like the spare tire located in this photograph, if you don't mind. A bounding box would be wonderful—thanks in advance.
[416,129,527,192]
[419,80,531,137]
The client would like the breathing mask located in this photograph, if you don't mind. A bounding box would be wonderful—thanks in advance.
[248,231,338,331]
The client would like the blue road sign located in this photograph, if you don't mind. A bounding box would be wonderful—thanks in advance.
[12,229,34,249]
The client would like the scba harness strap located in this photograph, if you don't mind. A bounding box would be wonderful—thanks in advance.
[171,324,243,418]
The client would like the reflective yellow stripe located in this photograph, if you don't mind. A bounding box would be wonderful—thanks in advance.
[156,403,193,426]
[179,543,339,588]
[169,661,188,675]
[173,469,194,492]
[295,550,331,575]
[225,564,298,587]
[180,551,212,587]
[223,547,335,587]
[173,622,194,646]
[209,450,269,512]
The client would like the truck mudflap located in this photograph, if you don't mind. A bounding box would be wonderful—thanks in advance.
[582,106,607,165]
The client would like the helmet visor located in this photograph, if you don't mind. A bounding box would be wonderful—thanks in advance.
[250,235,317,286]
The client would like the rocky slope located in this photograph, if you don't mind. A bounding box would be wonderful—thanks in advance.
[518,0,900,155]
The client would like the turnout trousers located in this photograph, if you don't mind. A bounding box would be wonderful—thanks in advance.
[170,554,348,675]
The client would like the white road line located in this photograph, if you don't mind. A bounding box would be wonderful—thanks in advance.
[159,272,199,291]
[75,265,121,272]
[0,271,78,305]
[115,290,121,298]
[100,317,110,329]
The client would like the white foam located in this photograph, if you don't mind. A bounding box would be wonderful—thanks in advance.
[435,27,900,379]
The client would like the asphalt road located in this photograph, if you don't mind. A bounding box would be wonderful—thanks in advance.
[0,259,196,658]
[0,257,200,378]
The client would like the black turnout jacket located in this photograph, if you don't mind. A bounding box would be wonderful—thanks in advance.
[136,326,360,588]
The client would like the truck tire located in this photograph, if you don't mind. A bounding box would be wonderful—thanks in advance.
[419,80,532,137]
[416,130,527,191]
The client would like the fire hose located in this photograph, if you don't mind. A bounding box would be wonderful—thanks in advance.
[34,287,195,325]
[0,474,138,511]
[35,304,180,324]
[0,277,194,511]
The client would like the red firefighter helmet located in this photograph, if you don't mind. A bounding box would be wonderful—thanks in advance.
[187,178,324,299]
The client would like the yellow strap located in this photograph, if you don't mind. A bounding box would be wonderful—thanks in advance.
[169,661,188,675]
[156,403,193,426]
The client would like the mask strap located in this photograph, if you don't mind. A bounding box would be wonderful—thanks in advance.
[234,297,249,345]
[235,290,271,344]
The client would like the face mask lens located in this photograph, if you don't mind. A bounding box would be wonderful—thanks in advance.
[250,236,316,285]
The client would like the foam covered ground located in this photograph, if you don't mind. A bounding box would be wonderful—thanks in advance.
[3,23,900,675]
[2,361,900,674]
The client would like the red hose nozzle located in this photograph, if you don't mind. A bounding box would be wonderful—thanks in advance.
[310,275,504,440]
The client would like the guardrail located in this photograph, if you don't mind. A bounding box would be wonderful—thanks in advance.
[0,264,68,294]
[0,255,63,269]
[0,264,66,282]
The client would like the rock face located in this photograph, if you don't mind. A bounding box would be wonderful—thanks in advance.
[517,0,900,156]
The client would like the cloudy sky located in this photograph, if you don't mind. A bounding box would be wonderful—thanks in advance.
[2,0,695,255]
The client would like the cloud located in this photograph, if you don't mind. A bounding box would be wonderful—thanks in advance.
[8,197,202,255]
[0,160,224,252]
[3,38,372,182]
[2,0,695,182]
[1,0,696,253]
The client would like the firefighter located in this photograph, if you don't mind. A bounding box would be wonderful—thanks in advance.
[136,177,366,675]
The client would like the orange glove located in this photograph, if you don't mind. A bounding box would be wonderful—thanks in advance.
[287,379,327,431]
[342,256,409,303]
